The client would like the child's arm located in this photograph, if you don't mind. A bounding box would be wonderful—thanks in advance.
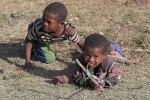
[73,57,88,86]
[103,64,120,87]
[73,67,86,86]
[77,38,85,51]
[24,38,33,68]
[23,18,41,69]
[99,57,121,87]
[66,26,85,51]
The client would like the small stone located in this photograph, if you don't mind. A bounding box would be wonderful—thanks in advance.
[3,76,11,80]
[0,69,4,74]
[53,75,69,85]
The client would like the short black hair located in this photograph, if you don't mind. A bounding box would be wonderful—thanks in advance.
[84,33,109,54]
[44,2,67,22]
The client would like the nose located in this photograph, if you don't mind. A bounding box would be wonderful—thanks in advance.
[43,20,48,27]
[89,57,94,62]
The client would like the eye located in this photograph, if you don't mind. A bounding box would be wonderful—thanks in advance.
[47,21,52,25]
[86,53,90,57]
[84,53,90,58]
[42,17,46,21]
[94,55,99,59]
[42,17,52,25]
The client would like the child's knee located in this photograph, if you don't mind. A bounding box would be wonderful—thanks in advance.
[45,51,56,64]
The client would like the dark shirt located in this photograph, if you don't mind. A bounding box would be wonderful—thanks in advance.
[74,54,121,88]
[26,18,80,44]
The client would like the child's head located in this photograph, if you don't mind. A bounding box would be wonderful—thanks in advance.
[42,2,67,33]
[83,33,109,68]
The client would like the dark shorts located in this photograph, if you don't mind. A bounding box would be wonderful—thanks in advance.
[32,41,56,63]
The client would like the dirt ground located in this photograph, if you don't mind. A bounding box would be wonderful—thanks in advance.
[0,0,150,100]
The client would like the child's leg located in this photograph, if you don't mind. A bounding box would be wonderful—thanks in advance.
[109,40,124,57]
[32,41,56,63]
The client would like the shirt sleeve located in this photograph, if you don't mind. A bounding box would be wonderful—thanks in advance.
[73,55,88,86]
[26,18,42,41]
[65,23,80,43]
[101,56,121,87]
[68,33,80,43]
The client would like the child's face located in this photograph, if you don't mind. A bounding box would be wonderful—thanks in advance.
[42,12,60,33]
[84,47,104,69]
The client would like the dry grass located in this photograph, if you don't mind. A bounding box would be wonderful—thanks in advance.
[0,0,150,100]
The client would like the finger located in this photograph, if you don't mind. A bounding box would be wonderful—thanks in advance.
[80,78,85,85]
[95,85,103,90]
[76,76,82,83]
[74,74,81,79]
[82,73,85,78]
[77,71,81,75]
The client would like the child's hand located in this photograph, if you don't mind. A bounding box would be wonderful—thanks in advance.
[23,62,35,70]
[74,71,86,85]
[89,79,103,90]
[93,84,103,90]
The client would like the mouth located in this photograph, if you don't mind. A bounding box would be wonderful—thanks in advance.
[43,27,49,31]
[43,27,48,29]
[87,62,96,68]
[42,26,50,32]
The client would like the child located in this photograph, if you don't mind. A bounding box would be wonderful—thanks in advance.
[73,33,121,89]
[24,2,84,69]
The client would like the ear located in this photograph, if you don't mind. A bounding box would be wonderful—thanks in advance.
[57,22,62,25]
[103,53,107,59]
[58,21,64,25]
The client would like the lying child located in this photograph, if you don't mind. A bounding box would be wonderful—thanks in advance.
[73,33,121,89]
[53,33,121,90]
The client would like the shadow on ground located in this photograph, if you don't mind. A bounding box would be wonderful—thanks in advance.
[0,41,82,84]
[0,41,24,65]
